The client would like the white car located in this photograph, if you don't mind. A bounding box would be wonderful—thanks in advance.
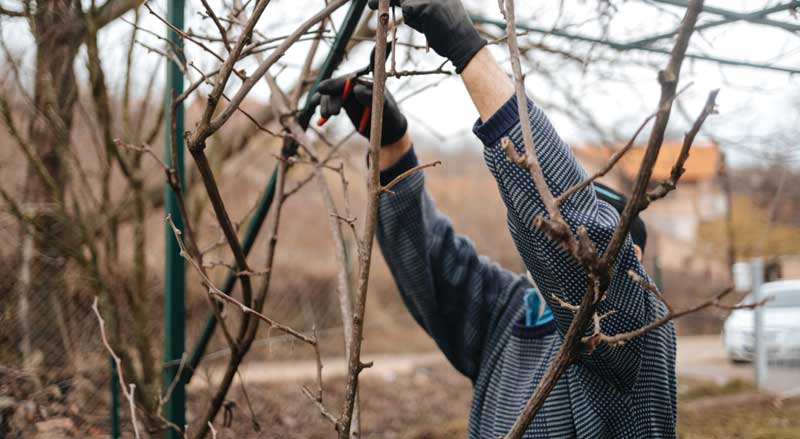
[723,279,800,363]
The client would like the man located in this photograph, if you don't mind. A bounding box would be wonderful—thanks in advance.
[314,1,675,437]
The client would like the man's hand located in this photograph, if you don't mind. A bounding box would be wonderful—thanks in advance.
[313,76,407,146]
[369,1,511,121]
[369,0,486,73]
[313,76,411,169]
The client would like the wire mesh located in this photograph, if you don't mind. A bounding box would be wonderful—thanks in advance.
[0,242,116,437]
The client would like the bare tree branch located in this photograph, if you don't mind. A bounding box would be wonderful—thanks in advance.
[337,1,390,437]
[200,0,232,52]
[95,0,145,28]
[500,0,560,222]
[600,0,705,275]
[380,160,442,194]
[647,89,720,204]
[188,0,349,149]
[92,297,143,439]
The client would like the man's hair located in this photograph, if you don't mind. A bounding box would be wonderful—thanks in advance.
[593,182,647,252]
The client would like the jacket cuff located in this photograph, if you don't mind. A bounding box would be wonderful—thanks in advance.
[380,145,418,187]
[472,94,530,147]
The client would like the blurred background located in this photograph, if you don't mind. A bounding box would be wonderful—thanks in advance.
[1,0,799,437]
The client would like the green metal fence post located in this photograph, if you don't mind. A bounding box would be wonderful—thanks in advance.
[110,357,120,439]
[164,0,186,434]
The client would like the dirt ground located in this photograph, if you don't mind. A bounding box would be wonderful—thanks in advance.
[189,361,472,439]
[196,361,800,439]
[7,325,800,439]
[181,333,800,439]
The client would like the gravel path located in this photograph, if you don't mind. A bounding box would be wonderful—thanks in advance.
[191,335,800,397]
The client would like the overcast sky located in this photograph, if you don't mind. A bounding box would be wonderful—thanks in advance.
[2,0,798,166]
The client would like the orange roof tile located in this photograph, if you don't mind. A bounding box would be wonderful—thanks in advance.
[574,142,720,182]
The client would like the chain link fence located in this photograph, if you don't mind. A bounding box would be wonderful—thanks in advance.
[0,201,380,438]
[1,235,118,437]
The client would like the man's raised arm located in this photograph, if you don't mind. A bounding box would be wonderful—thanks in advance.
[466,49,658,390]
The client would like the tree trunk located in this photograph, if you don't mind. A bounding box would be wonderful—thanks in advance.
[22,0,82,370]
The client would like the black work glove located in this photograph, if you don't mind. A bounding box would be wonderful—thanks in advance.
[369,0,486,73]
[312,76,407,146]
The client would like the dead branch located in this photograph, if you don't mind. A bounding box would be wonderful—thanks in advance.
[192,148,290,439]
[262,69,367,436]
[143,1,232,68]
[187,140,258,324]
[163,214,237,350]
[188,0,271,134]
[289,22,327,108]
[390,67,453,77]
[302,329,337,426]
[199,0,232,52]
[116,140,170,171]
[302,386,339,425]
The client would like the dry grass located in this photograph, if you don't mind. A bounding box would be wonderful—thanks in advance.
[678,395,800,439]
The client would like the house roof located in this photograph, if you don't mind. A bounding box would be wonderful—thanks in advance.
[574,142,721,182]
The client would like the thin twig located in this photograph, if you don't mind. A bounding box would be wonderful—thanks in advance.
[92,297,141,439]
[115,140,170,171]
[166,215,312,345]
[597,286,763,346]
[380,160,442,194]
[555,113,657,206]
[188,0,350,148]
[647,89,720,204]
[200,0,232,51]
[302,386,339,425]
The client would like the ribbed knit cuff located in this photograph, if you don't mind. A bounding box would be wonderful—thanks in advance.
[380,145,418,187]
[472,94,530,147]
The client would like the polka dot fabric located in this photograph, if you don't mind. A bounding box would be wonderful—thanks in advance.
[376,95,676,438]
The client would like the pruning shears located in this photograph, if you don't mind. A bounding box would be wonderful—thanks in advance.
[315,42,393,131]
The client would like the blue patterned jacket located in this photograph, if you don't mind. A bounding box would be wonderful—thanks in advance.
[376,95,676,438]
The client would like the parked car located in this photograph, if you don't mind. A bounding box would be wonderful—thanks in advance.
[723,279,800,363]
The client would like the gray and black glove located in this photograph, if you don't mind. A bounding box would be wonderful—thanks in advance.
[369,0,486,73]
[313,76,407,146]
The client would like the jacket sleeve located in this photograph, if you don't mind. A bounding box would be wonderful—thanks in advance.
[376,147,524,381]
[473,95,665,392]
